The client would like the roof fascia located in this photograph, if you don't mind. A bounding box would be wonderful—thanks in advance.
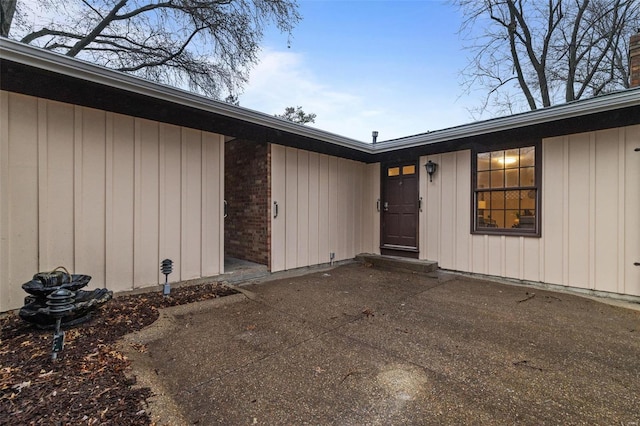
[2,38,639,158]
[0,38,372,153]
[371,88,640,153]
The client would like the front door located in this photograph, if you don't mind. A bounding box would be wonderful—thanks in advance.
[381,163,419,257]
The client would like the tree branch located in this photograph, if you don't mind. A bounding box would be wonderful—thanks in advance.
[21,28,82,44]
[454,0,637,115]
[7,0,301,98]
[0,0,17,37]
[116,26,206,72]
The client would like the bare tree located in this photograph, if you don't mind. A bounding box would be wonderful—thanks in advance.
[2,0,300,99]
[275,106,316,124]
[0,0,17,37]
[454,0,640,116]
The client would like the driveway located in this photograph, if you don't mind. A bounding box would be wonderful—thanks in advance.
[123,262,640,425]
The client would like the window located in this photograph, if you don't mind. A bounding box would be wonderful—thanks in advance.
[387,165,415,176]
[402,165,416,175]
[473,145,540,236]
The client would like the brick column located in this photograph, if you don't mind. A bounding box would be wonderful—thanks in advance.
[631,31,640,88]
[224,139,270,265]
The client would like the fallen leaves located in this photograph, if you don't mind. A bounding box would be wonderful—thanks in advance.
[339,370,360,384]
[0,280,238,425]
[130,342,148,353]
[11,380,31,392]
[38,370,55,380]
[108,349,128,362]
[517,292,536,303]
[513,360,543,372]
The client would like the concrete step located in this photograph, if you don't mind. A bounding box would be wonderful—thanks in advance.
[222,258,270,284]
[222,268,270,284]
[355,253,438,274]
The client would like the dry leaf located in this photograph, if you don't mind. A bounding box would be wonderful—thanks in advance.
[12,381,31,392]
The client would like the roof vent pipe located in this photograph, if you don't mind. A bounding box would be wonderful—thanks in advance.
[372,131,379,144]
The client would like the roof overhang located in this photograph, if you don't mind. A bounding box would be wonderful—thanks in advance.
[372,86,640,162]
[0,38,372,161]
[2,38,639,163]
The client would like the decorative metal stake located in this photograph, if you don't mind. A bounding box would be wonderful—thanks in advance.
[161,259,173,297]
[46,289,75,361]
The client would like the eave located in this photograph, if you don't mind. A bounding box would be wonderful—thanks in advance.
[2,38,639,164]
[371,87,640,162]
[0,38,372,162]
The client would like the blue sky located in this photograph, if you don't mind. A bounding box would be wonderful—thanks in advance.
[240,0,481,142]
[17,0,480,142]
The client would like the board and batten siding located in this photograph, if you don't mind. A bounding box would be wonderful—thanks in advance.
[419,124,640,297]
[270,144,380,272]
[0,92,225,312]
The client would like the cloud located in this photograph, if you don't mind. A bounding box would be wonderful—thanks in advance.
[240,48,474,142]
[240,49,387,141]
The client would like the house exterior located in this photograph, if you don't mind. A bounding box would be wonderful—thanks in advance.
[1,37,639,312]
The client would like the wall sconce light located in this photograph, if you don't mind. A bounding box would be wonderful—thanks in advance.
[425,160,437,182]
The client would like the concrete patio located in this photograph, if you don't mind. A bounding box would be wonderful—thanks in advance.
[122,262,640,425]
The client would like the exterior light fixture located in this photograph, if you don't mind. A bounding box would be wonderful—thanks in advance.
[46,288,75,361]
[425,160,437,182]
[161,259,173,297]
[372,131,379,144]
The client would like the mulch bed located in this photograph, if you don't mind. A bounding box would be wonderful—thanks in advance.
[1,282,238,425]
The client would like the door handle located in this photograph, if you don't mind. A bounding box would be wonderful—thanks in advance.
[635,148,640,152]
[224,200,228,218]
[273,201,279,218]
[377,199,380,212]
[634,262,640,266]
[383,201,389,212]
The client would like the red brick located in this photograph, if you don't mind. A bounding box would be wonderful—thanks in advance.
[631,32,640,88]
[224,139,270,266]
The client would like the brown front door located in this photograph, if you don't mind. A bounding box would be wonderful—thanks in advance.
[381,163,419,256]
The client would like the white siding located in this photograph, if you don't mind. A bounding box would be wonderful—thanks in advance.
[270,145,379,272]
[420,151,472,273]
[543,127,640,296]
[0,92,225,312]
[270,145,287,272]
[420,125,640,297]
[361,163,381,254]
